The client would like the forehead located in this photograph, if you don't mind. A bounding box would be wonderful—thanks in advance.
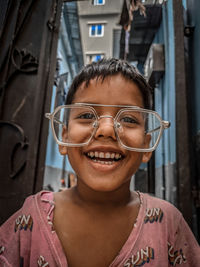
[72,74,144,108]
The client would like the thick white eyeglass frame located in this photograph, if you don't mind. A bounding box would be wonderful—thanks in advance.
[45,103,170,152]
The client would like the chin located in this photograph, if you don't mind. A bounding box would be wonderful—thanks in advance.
[85,177,129,193]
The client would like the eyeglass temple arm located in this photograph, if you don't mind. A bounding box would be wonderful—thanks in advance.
[147,121,170,134]
[45,113,66,126]
[163,120,170,129]
[45,113,51,119]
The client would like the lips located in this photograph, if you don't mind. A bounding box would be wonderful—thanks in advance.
[86,151,123,165]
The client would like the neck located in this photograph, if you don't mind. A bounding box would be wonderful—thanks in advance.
[72,179,134,209]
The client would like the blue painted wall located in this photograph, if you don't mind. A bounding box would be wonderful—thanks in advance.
[153,0,176,168]
[45,2,83,176]
[45,25,76,172]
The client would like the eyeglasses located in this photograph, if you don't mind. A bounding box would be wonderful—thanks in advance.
[45,103,170,152]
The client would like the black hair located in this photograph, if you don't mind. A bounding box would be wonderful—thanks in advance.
[65,58,153,109]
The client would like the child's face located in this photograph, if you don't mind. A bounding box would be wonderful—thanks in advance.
[60,74,152,192]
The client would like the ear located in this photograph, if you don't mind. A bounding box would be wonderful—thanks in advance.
[142,151,152,163]
[59,145,68,155]
[142,133,152,163]
[59,126,68,155]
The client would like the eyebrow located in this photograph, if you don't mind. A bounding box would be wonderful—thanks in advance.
[74,102,144,109]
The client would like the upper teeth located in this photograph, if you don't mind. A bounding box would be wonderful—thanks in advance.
[87,151,122,160]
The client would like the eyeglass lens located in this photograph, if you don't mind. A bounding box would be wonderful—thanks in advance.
[53,106,162,150]
[116,109,161,150]
[53,106,96,146]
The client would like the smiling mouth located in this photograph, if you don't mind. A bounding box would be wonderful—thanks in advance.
[86,151,123,165]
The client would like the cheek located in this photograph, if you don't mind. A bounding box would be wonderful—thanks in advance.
[122,152,144,179]
[66,148,83,173]
[67,124,81,142]
[144,133,151,148]
[130,151,144,165]
[67,123,94,144]
[67,147,77,162]
[119,129,147,149]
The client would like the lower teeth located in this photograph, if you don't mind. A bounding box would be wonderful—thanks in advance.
[93,159,114,165]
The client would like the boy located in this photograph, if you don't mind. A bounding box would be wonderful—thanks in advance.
[0,58,199,266]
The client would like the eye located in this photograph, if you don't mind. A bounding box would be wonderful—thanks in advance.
[78,112,95,120]
[120,116,139,124]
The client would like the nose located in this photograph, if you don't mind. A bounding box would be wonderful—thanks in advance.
[94,115,117,140]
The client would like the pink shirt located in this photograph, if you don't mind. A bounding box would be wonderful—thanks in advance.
[0,191,199,266]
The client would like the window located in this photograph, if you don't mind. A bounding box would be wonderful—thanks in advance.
[89,24,104,37]
[92,0,105,5]
[86,54,104,64]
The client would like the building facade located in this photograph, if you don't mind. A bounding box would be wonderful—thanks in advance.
[78,0,124,64]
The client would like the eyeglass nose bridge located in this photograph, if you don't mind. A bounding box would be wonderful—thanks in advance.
[99,115,114,120]
[92,114,118,129]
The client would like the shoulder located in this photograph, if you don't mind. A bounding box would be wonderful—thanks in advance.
[141,194,200,264]
[142,192,181,216]
[140,192,183,230]
[0,191,54,265]
[0,190,52,230]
